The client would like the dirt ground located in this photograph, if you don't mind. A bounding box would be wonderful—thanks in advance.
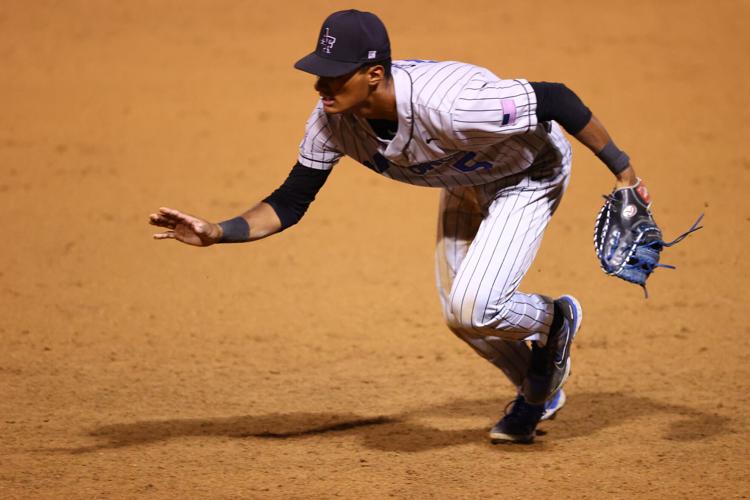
[1,0,749,498]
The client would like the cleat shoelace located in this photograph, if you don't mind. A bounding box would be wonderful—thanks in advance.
[502,395,542,425]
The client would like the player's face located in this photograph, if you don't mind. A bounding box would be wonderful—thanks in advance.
[314,66,381,114]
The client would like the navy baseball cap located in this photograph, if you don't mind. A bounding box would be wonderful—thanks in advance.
[294,9,391,78]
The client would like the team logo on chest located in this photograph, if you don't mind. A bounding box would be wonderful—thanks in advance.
[320,27,336,54]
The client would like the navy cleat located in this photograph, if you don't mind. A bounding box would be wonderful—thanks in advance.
[489,394,545,443]
[522,295,583,405]
[489,389,565,443]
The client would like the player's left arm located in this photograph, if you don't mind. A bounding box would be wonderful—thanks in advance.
[531,82,703,290]
[530,82,637,188]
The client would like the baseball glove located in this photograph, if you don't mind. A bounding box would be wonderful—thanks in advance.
[593,179,703,296]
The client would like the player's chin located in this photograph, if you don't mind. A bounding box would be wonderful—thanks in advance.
[321,98,356,115]
[322,101,344,114]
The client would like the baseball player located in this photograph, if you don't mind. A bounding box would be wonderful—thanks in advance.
[149,10,640,443]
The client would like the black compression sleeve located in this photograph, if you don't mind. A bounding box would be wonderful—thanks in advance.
[529,81,592,135]
[262,162,332,230]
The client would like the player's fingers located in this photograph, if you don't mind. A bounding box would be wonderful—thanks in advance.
[153,231,176,240]
[149,214,176,228]
[158,207,192,223]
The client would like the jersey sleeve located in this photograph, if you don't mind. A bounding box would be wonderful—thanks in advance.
[297,103,343,170]
[449,77,538,148]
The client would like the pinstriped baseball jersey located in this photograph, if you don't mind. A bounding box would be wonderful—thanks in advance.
[298,60,572,188]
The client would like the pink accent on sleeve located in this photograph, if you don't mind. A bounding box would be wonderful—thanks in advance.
[501,99,517,126]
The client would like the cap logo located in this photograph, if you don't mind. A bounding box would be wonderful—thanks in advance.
[320,27,336,54]
[368,50,377,59]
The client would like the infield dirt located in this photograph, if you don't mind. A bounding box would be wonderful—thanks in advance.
[2,1,749,498]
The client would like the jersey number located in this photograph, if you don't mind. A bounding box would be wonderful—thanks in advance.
[453,152,492,173]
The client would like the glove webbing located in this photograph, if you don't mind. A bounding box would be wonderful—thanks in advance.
[633,213,704,298]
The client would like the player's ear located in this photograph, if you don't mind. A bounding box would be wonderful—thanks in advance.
[365,64,385,86]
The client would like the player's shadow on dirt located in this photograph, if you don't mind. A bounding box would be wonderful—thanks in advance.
[49,391,730,454]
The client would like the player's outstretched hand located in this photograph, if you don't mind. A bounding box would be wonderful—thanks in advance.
[148,207,222,246]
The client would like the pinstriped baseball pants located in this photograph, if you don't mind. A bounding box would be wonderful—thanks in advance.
[435,163,570,389]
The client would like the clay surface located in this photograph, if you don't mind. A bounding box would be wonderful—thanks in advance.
[1,1,748,498]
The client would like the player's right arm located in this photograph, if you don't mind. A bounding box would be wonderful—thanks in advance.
[149,162,333,246]
[149,104,341,247]
[149,201,282,246]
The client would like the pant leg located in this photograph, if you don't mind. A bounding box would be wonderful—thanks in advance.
[435,166,569,389]
[435,186,532,389]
